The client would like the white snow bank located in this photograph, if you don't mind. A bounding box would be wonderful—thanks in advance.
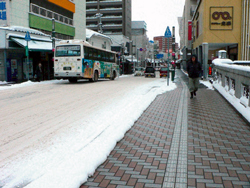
[0,80,68,91]
[212,58,233,64]
[200,80,214,90]
[0,81,8,85]
[213,59,250,72]
[2,79,176,188]
[213,82,250,123]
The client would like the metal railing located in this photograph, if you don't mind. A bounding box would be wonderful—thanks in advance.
[30,3,74,26]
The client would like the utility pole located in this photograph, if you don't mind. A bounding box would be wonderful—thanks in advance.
[96,13,103,33]
[50,18,56,80]
[52,18,55,50]
[172,26,176,81]
[165,26,171,86]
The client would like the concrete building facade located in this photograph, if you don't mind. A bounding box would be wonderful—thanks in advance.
[131,21,148,67]
[86,28,113,50]
[191,0,249,79]
[178,0,199,69]
[0,0,86,82]
[86,0,131,39]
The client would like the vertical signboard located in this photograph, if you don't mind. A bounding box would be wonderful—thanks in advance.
[188,21,192,41]
[0,0,9,26]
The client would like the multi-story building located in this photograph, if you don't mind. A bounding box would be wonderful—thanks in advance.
[178,0,199,69]
[0,0,86,82]
[86,0,131,39]
[153,36,178,54]
[178,17,184,52]
[131,21,148,66]
[191,0,249,78]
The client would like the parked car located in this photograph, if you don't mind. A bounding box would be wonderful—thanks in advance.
[134,67,145,76]
[145,67,155,78]
[159,67,168,78]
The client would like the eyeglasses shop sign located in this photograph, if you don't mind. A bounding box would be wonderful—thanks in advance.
[0,0,8,26]
[210,7,233,30]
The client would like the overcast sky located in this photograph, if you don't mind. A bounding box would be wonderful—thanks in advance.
[132,0,185,44]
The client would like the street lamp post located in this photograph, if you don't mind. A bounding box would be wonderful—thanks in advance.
[165,26,172,86]
[95,13,103,34]
[52,18,55,49]
[50,18,56,80]
[129,41,136,73]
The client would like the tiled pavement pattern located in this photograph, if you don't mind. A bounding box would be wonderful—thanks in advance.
[187,85,250,188]
[81,75,184,188]
[163,80,188,188]
[80,70,250,188]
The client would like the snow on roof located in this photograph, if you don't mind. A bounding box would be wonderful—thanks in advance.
[86,29,112,43]
[7,33,52,42]
[0,26,50,36]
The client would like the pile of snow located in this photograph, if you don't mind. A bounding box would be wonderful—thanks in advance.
[1,78,176,188]
[0,81,8,85]
[213,81,250,123]
[212,58,250,72]
[200,80,214,90]
[212,58,234,64]
[0,80,68,91]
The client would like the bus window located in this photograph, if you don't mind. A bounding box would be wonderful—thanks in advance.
[93,49,98,59]
[55,45,81,57]
[84,46,89,59]
[97,50,102,61]
[106,52,110,61]
[101,51,106,61]
[88,48,93,60]
[110,53,115,63]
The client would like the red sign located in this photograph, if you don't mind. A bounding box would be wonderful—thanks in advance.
[188,21,192,41]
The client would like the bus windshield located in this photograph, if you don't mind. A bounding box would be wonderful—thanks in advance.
[55,45,81,57]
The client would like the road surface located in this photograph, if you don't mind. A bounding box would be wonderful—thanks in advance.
[0,74,163,187]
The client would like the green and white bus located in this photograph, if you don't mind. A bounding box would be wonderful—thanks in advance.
[54,40,119,83]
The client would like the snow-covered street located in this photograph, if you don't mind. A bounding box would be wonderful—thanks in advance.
[0,75,176,188]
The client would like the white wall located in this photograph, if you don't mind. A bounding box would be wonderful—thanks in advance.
[132,34,148,62]
[74,0,86,40]
[88,36,112,51]
[9,0,29,27]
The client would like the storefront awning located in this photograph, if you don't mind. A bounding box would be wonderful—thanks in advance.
[11,37,52,51]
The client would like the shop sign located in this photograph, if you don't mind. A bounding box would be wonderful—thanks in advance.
[188,21,192,41]
[0,0,9,26]
[210,6,233,30]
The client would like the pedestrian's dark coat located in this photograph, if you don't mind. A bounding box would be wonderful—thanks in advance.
[186,55,202,78]
[36,64,42,81]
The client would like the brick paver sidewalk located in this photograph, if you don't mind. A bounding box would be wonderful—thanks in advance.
[80,70,250,188]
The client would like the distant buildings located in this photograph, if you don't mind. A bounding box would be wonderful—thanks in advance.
[178,0,198,68]
[131,21,148,66]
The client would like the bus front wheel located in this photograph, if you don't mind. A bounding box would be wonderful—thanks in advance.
[90,71,98,82]
[110,71,116,80]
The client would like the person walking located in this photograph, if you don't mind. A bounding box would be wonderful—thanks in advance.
[187,55,202,99]
[36,63,43,82]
